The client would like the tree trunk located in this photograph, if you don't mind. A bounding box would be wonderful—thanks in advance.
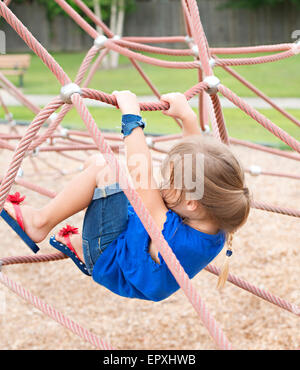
[93,0,109,68]
[109,0,125,69]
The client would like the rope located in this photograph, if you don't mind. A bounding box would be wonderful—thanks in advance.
[0,271,114,350]
[0,0,299,351]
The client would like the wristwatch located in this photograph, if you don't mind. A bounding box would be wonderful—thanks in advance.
[121,114,146,138]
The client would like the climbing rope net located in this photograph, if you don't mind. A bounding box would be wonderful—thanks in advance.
[0,0,299,350]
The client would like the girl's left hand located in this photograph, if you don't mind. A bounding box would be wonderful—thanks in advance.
[112,90,141,116]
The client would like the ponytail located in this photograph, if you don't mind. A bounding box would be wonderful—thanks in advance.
[217,233,233,290]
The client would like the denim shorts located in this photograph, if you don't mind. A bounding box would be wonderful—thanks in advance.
[82,183,128,275]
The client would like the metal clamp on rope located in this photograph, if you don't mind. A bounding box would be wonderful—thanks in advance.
[185,35,193,44]
[191,44,199,57]
[202,124,211,134]
[94,35,108,50]
[291,39,300,55]
[60,128,69,138]
[146,136,154,148]
[204,76,220,95]
[17,168,24,178]
[209,58,216,69]
[46,112,58,125]
[32,147,40,157]
[249,165,262,176]
[60,83,82,104]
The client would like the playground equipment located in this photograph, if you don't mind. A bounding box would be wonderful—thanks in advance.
[0,0,299,350]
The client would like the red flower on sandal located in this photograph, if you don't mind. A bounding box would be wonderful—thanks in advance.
[7,192,25,205]
[58,225,79,237]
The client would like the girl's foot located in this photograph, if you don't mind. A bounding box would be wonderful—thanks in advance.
[54,231,84,262]
[50,225,90,276]
[3,200,50,244]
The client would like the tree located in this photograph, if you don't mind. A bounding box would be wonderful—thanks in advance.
[13,0,135,68]
[94,0,127,69]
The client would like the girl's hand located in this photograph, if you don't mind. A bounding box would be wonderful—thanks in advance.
[161,93,196,121]
[112,90,141,116]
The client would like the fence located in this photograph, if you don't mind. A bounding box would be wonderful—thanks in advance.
[0,0,299,52]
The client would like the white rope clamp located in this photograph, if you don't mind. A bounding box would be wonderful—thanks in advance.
[185,35,193,44]
[291,39,300,55]
[204,76,220,95]
[46,112,58,125]
[191,44,199,57]
[249,165,262,176]
[94,35,108,50]
[60,83,82,104]
[202,124,211,134]
[146,136,154,148]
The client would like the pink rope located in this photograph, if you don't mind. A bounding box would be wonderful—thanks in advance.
[218,85,300,154]
[0,97,63,213]
[215,49,296,67]
[0,2,70,86]
[205,265,300,316]
[71,92,233,350]
[210,43,293,54]
[0,0,299,351]
[221,65,300,129]
[0,272,114,350]
[2,252,298,316]
[185,0,213,76]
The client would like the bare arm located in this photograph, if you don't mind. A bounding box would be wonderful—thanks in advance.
[161,93,202,137]
[113,91,168,234]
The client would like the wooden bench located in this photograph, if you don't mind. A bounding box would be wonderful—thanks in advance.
[0,54,31,87]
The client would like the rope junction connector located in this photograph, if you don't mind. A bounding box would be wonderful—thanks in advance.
[291,39,300,55]
[60,83,82,104]
[60,128,69,138]
[17,168,24,178]
[5,112,13,121]
[184,35,193,44]
[202,124,211,134]
[209,58,216,68]
[32,147,40,157]
[46,138,56,145]
[94,35,108,50]
[249,165,262,176]
[146,136,154,148]
[46,112,58,125]
[204,76,220,95]
[191,44,199,57]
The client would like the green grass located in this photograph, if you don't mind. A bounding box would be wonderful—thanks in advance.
[6,105,300,150]
[6,51,300,97]
[3,51,300,149]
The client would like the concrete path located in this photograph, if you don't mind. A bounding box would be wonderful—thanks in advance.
[1,90,300,109]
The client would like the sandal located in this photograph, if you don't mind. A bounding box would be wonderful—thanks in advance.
[0,192,40,254]
[49,225,91,276]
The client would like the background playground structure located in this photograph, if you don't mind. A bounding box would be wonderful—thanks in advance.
[0,0,299,350]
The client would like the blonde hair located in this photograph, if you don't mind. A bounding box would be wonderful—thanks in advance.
[160,135,251,288]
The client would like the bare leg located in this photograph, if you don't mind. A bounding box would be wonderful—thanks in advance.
[4,154,112,246]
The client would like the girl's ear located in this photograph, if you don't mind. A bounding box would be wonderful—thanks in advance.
[185,200,198,212]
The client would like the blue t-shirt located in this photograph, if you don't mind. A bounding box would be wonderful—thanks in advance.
[92,205,225,302]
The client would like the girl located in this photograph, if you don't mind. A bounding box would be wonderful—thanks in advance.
[1,91,250,300]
